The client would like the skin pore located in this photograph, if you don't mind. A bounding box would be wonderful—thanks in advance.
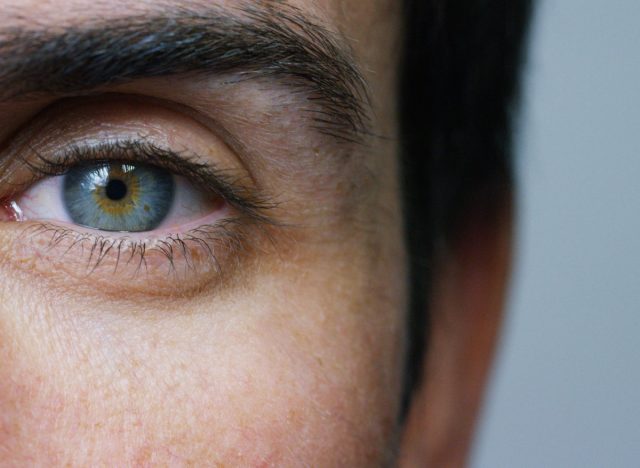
[0,0,511,466]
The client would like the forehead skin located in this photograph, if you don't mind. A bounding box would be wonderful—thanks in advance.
[0,0,405,466]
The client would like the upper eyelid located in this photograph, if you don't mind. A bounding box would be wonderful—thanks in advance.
[0,87,363,206]
[0,93,291,233]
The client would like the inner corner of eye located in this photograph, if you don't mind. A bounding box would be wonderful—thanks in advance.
[0,198,24,222]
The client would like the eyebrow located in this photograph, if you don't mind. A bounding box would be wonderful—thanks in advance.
[0,5,370,143]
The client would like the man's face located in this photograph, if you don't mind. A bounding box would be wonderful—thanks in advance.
[0,0,407,464]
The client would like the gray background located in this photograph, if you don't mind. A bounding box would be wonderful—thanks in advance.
[471,0,640,466]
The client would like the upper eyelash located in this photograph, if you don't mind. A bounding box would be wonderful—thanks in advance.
[18,139,278,226]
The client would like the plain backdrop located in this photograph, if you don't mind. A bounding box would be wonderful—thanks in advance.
[471,0,640,466]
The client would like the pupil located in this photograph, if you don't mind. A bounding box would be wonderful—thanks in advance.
[105,179,128,201]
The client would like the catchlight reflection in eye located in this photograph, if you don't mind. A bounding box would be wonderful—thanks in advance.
[64,163,175,232]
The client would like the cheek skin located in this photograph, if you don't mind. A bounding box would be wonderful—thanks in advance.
[0,0,405,463]
[0,223,406,466]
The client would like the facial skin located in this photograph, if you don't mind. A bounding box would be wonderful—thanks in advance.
[0,1,510,466]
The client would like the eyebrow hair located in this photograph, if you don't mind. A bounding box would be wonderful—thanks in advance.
[0,5,370,143]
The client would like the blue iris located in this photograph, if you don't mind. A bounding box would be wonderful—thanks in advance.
[63,163,175,232]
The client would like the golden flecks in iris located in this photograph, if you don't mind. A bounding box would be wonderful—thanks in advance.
[91,165,141,216]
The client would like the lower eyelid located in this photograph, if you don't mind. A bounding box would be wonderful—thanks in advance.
[0,215,254,299]
[42,207,234,243]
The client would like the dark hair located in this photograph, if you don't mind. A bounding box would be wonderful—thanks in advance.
[400,0,534,410]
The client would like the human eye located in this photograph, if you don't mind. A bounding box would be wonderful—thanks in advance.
[0,97,276,296]
[11,143,225,233]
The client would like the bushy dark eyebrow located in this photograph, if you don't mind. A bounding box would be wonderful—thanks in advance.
[0,5,370,143]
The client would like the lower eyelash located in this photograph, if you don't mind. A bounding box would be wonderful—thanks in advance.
[21,219,250,278]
